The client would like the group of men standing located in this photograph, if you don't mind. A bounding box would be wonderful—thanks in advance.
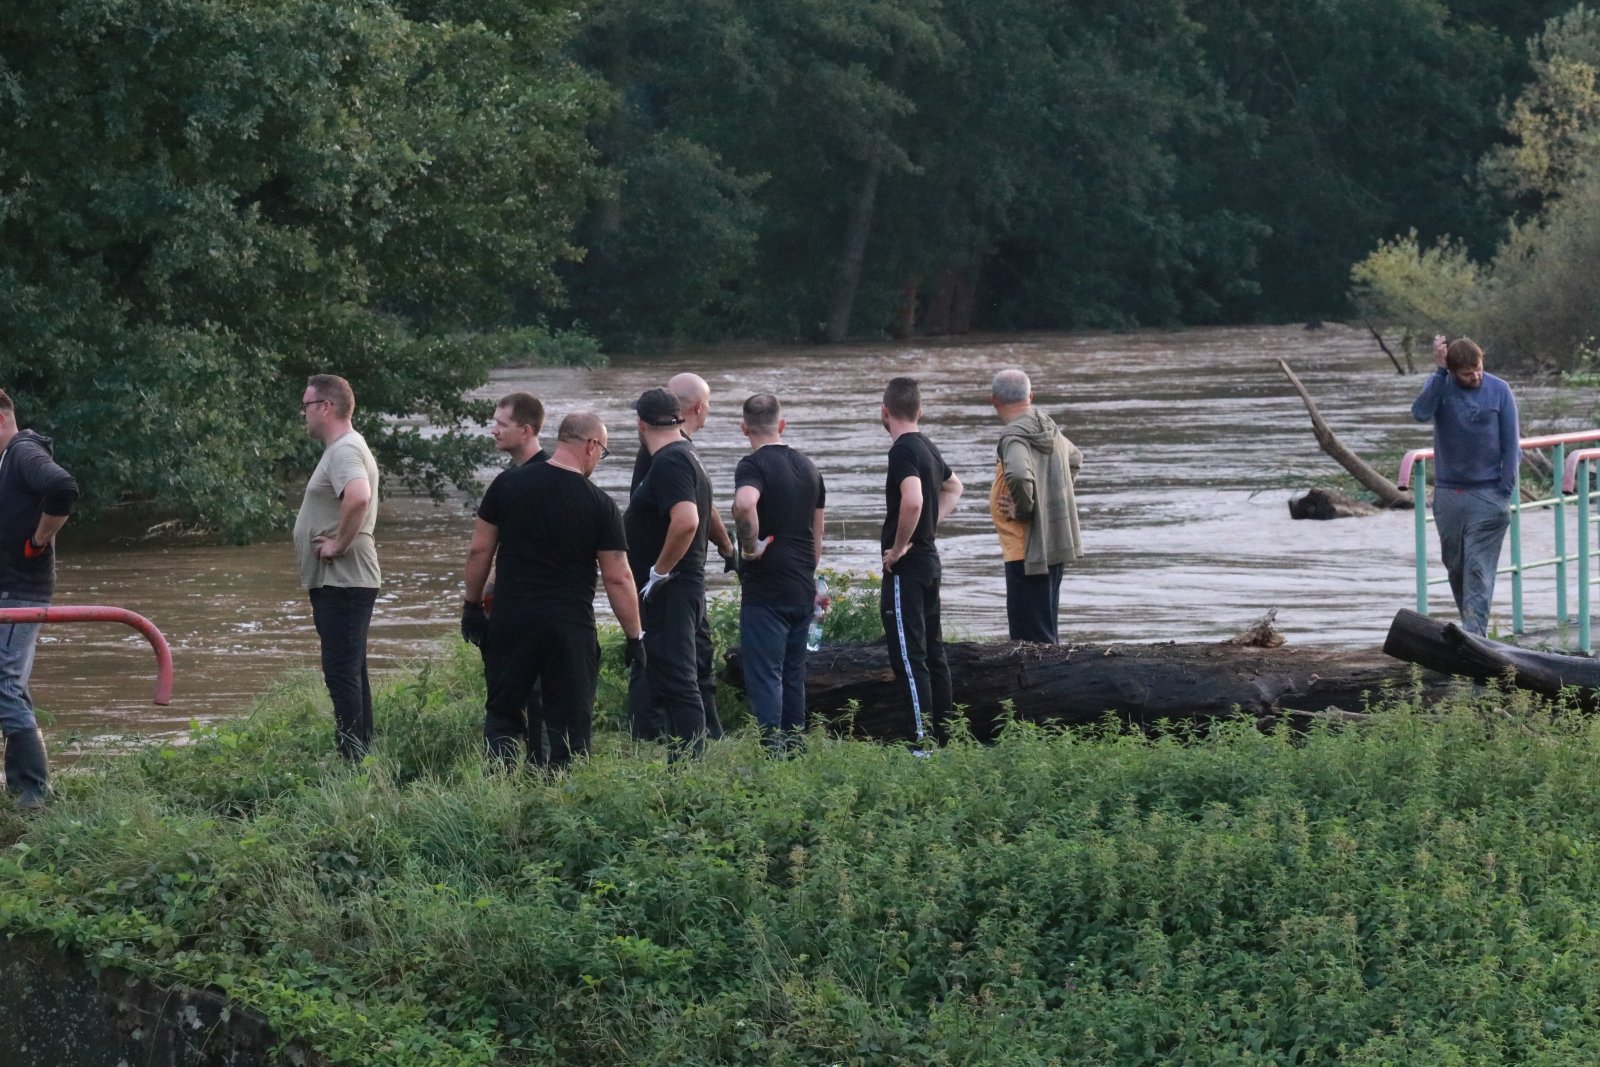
[279,340,1523,772]
[451,368,1084,765]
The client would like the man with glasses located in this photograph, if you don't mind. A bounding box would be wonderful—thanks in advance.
[625,388,717,756]
[293,374,381,760]
[463,412,641,769]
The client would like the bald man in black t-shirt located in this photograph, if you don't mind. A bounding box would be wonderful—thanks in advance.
[462,412,643,769]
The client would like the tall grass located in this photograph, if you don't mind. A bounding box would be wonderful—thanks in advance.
[5,612,1600,1063]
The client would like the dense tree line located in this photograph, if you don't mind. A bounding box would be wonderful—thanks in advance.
[558,0,1582,346]
[0,0,1589,532]
[1353,6,1600,371]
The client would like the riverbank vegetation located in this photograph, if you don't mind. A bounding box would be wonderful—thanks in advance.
[1352,7,1600,373]
[4,0,1596,534]
[6,633,1600,1063]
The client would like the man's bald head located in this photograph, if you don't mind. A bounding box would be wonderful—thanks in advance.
[668,372,712,433]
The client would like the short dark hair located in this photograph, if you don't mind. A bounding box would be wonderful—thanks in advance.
[883,377,921,421]
[0,389,12,415]
[1446,338,1484,372]
[497,391,544,434]
[307,374,356,419]
[742,393,781,432]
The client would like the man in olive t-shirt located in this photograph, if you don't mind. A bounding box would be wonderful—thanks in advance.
[293,373,381,760]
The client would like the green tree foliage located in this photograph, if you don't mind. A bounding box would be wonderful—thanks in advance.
[560,0,1579,343]
[0,0,604,537]
[1351,5,1600,368]
[1480,5,1600,203]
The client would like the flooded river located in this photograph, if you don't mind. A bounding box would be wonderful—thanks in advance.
[30,324,1587,744]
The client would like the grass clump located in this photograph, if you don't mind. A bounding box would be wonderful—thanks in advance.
[6,637,1600,1064]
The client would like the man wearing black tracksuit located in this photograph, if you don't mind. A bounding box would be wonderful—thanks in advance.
[878,377,963,746]
[0,388,79,809]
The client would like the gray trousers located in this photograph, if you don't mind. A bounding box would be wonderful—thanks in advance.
[1433,486,1511,636]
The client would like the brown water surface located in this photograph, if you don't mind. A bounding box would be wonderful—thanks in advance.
[31,324,1582,745]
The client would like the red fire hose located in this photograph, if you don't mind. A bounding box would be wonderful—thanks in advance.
[0,606,173,705]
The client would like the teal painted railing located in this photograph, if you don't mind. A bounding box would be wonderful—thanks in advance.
[1399,430,1600,646]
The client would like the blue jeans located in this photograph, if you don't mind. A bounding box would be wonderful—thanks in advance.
[1433,486,1511,636]
[740,601,811,742]
[0,596,46,734]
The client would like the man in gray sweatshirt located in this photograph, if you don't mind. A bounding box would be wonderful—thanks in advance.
[988,369,1083,644]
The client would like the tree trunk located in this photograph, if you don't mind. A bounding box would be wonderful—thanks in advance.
[724,637,1458,743]
[891,279,919,339]
[822,162,884,343]
[1278,359,1414,508]
[822,50,910,344]
[949,263,979,335]
[1382,608,1600,707]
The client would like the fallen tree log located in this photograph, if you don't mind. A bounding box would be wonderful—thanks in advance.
[724,637,1458,743]
[1382,608,1600,707]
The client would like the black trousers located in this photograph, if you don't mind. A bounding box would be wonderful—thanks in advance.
[483,608,599,769]
[629,577,711,756]
[1004,560,1063,644]
[880,569,952,744]
[481,658,547,767]
[309,585,378,760]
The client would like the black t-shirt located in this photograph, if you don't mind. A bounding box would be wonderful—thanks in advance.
[476,461,627,620]
[625,439,712,585]
[880,431,952,582]
[734,444,827,606]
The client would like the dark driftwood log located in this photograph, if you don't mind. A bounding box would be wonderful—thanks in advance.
[724,638,1457,743]
[1382,609,1600,706]
[1288,488,1381,520]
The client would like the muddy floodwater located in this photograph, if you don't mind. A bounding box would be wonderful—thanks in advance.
[30,324,1588,745]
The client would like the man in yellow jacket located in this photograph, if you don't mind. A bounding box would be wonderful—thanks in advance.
[988,368,1083,644]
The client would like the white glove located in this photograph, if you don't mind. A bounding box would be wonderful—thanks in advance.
[641,565,673,601]
[742,536,774,562]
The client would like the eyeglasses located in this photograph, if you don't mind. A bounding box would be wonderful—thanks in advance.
[586,439,611,459]
[300,399,331,411]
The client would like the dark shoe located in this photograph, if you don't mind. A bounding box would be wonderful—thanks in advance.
[4,728,51,810]
[484,731,521,774]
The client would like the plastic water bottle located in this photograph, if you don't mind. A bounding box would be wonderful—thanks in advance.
[807,576,830,652]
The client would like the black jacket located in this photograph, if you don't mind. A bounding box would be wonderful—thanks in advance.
[0,430,79,602]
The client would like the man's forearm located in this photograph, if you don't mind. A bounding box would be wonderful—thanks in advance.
[331,498,369,553]
[654,523,697,572]
[605,575,643,636]
[31,513,69,546]
[708,506,735,556]
[892,500,920,551]
[734,509,761,554]
[464,547,494,602]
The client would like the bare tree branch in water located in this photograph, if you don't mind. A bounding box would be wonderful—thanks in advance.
[1278,359,1413,509]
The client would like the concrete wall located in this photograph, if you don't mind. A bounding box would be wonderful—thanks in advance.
[0,934,324,1066]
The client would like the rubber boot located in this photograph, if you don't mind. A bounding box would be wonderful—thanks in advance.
[4,728,51,811]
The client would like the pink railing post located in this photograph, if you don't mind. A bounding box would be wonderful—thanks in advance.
[0,606,173,705]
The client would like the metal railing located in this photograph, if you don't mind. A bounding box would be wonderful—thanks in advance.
[0,605,173,705]
[1399,430,1600,644]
